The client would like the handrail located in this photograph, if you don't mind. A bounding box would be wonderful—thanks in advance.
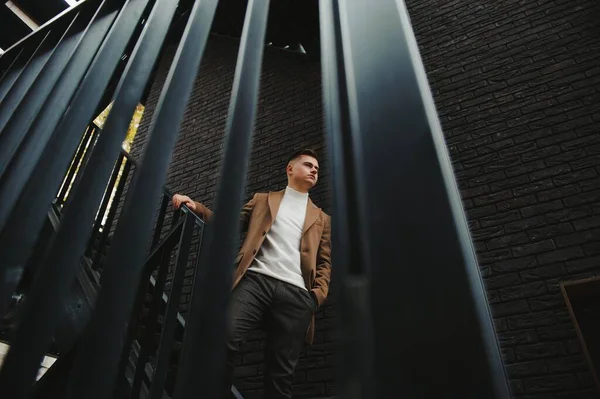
[40,128,222,398]
[161,185,205,227]
[53,137,206,270]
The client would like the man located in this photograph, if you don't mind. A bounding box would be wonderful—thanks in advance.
[172,149,332,398]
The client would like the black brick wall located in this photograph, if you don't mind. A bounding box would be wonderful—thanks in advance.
[405,0,600,397]
[131,0,600,395]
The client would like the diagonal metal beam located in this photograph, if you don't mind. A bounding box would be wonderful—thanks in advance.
[0,47,26,103]
[0,0,119,216]
[0,16,75,133]
[0,0,154,397]
[0,6,92,173]
[0,0,111,320]
[0,0,175,395]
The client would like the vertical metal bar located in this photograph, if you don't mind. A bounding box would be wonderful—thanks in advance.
[0,29,58,132]
[323,0,510,397]
[173,0,270,397]
[149,212,195,399]
[318,1,374,397]
[151,193,169,250]
[170,208,181,229]
[130,241,175,399]
[114,238,175,397]
[64,0,221,397]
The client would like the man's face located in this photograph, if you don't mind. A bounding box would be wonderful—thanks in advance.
[288,155,319,188]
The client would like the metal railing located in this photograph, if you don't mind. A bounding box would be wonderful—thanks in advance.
[0,0,511,398]
[121,200,204,399]
[51,127,220,397]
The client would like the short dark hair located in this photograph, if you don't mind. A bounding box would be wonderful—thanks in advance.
[287,148,319,165]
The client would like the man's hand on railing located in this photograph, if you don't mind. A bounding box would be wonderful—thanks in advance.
[172,194,197,212]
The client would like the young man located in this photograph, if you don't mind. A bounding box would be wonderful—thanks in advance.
[172,149,332,398]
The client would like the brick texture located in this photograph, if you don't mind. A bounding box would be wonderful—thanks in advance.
[131,0,600,396]
[405,0,600,397]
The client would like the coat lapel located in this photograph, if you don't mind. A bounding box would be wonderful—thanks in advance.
[268,190,285,222]
[302,198,320,235]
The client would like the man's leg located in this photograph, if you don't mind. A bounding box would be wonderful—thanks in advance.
[222,272,272,398]
[264,281,315,398]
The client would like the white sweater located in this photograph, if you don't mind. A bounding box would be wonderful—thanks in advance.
[248,186,308,290]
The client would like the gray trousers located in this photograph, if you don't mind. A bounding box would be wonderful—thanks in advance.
[223,271,316,398]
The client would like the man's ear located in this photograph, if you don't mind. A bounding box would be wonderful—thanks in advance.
[286,162,293,175]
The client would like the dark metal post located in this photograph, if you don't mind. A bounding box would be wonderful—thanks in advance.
[319,1,375,397]
[321,0,510,397]
[151,193,170,250]
[130,240,176,399]
[172,0,270,397]
[149,212,197,399]
[63,0,221,397]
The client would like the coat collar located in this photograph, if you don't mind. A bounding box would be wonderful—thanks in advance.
[267,189,320,235]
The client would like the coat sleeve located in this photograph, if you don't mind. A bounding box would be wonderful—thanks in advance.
[193,193,257,232]
[311,214,332,307]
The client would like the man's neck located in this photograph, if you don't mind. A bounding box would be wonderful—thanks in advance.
[287,182,309,194]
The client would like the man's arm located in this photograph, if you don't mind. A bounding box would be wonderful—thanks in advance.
[173,193,257,231]
[311,215,332,308]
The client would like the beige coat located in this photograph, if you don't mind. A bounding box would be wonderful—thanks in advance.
[193,189,332,344]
